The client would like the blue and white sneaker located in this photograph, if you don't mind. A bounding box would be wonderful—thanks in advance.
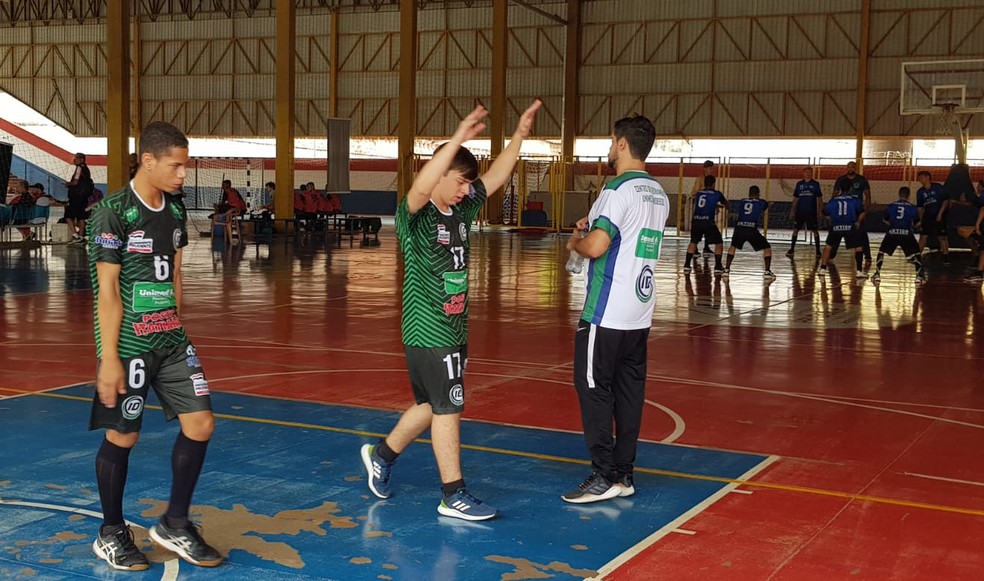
[438,488,497,521]
[360,444,393,499]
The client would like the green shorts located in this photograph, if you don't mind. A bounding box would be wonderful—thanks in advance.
[404,344,467,415]
[89,341,212,433]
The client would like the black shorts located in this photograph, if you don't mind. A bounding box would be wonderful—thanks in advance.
[89,341,213,433]
[730,226,770,252]
[66,199,88,219]
[825,228,862,250]
[404,344,467,415]
[879,234,919,257]
[689,220,723,245]
[793,212,819,230]
[919,220,946,237]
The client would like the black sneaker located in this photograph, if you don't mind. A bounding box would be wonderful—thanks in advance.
[561,472,619,504]
[965,271,984,283]
[91,524,149,571]
[613,473,635,498]
[149,517,223,567]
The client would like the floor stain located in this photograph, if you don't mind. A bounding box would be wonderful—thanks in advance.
[485,555,597,581]
[44,484,67,491]
[140,498,358,569]
[350,557,372,565]
[14,531,87,547]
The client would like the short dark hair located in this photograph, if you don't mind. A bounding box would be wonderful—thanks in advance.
[434,142,479,181]
[704,175,716,188]
[612,115,656,162]
[703,160,715,168]
[76,152,86,162]
[899,186,911,197]
[139,122,189,158]
[299,183,307,191]
[749,185,760,196]
[803,166,813,172]
[265,181,276,189]
[222,179,231,187]
[917,170,931,179]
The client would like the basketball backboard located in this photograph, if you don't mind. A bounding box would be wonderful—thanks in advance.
[900,59,984,115]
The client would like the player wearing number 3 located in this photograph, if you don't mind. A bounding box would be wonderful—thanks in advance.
[88,122,222,571]
[360,100,541,521]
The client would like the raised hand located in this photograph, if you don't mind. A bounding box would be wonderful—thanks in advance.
[514,99,542,138]
[452,105,488,144]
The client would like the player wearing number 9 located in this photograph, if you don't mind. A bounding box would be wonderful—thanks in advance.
[86,122,223,571]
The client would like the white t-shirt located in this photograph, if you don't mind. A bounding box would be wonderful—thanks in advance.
[581,170,670,330]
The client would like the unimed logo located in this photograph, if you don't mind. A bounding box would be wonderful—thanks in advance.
[635,266,654,303]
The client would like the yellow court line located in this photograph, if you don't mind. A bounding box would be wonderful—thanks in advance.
[10,388,984,520]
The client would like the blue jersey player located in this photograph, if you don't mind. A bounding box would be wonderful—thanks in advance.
[915,170,950,263]
[724,186,774,279]
[787,166,823,258]
[820,180,866,278]
[834,161,872,263]
[965,181,984,282]
[684,175,729,274]
[872,187,925,285]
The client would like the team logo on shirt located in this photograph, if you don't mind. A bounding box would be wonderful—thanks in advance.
[459,223,468,240]
[437,224,451,245]
[173,228,182,250]
[185,345,201,368]
[121,396,144,420]
[124,206,139,224]
[635,265,654,303]
[449,384,464,406]
[127,230,154,253]
[94,232,124,249]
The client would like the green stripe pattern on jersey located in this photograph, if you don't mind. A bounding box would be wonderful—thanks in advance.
[396,180,487,348]
[88,186,190,358]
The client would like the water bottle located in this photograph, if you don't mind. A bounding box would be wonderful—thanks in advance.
[566,251,585,274]
[566,228,589,274]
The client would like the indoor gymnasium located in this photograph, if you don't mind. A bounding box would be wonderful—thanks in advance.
[2,1,984,580]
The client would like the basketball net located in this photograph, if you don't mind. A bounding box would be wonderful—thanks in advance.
[933,103,969,164]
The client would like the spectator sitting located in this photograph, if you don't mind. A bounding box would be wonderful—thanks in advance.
[220,179,247,215]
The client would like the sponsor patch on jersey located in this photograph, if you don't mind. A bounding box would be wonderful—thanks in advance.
[437,224,451,245]
[443,293,466,316]
[132,282,176,312]
[132,308,183,336]
[635,228,663,260]
[185,346,201,368]
[173,228,182,250]
[190,373,210,396]
[124,206,139,224]
[127,230,154,253]
[442,270,468,294]
[121,396,144,420]
[459,223,468,240]
[94,232,124,249]
[449,384,464,406]
[635,265,654,303]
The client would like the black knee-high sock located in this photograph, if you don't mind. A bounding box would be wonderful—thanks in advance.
[814,232,821,253]
[685,252,695,267]
[765,254,772,270]
[715,254,723,269]
[875,253,885,274]
[789,234,797,251]
[96,438,132,531]
[855,252,864,271]
[165,431,209,527]
[725,253,735,269]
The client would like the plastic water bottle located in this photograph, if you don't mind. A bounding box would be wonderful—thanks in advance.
[566,228,589,274]
[566,251,585,274]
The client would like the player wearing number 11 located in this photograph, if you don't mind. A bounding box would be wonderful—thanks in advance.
[87,122,222,571]
[819,179,867,278]
[360,100,541,522]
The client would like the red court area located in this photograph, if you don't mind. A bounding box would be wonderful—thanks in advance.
[3,231,984,580]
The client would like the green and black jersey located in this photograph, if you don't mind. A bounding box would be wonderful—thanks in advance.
[88,184,190,359]
[396,180,487,348]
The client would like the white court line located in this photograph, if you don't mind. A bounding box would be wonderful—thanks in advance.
[0,499,179,580]
[904,472,984,489]
[589,454,780,580]
[0,382,90,400]
[671,529,697,536]
[210,368,688,444]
